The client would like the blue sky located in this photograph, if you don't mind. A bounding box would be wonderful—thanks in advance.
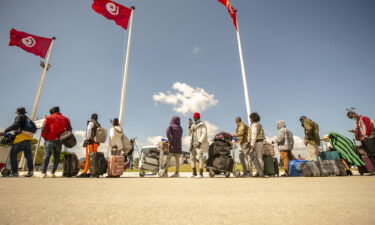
[1,0,374,155]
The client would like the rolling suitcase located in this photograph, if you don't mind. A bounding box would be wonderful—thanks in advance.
[62,153,80,177]
[89,152,107,177]
[263,155,275,176]
[273,157,279,176]
[108,150,125,177]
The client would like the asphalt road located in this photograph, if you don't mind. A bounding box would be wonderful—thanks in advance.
[0,174,374,225]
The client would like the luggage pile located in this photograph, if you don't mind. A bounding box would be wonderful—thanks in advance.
[297,151,347,177]
[206,132,240,177]
[138,143,171,177]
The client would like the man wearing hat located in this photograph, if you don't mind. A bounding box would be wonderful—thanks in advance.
[78,113,101,177]
[0,107,34,177]
[188,112,209,178]
[41,106,71,178]
[300,116,321,161]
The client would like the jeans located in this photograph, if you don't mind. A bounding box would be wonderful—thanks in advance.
[127,154,134,169]
[10,140,33,173]
[42,140,62,173]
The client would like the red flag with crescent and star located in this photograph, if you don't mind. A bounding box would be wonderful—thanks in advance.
[92,0,133,30]
[9,29,53,59]
[217,0,238,30]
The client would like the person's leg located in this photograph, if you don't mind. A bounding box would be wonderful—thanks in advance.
[10,143,22,174]
[41,141,53,174]
[280,151,287,175]
[165,153,172,174]
[255,142,264,172]
[239,149,248,174]
[52,141,62,174]
[247,155,253,175]
[190,149,197,177]
[174,153,181,174]
[250,150,263,177]
[83,144,91,173]
[22,141,34,174]
[363,138,375,167]
[306,144,318,162]
[197,149,204,177]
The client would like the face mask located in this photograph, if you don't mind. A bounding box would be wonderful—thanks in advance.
[352,117,357,120]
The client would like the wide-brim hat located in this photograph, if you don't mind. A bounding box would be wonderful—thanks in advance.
[16,107,26,114]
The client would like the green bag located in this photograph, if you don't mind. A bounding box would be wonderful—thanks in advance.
[263,155,275,176]
[320,151,340,160]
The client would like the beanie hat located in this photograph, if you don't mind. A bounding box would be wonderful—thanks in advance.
[193,112,200,119]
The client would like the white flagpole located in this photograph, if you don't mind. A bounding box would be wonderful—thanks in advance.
[235,20,252,125]
[30,37,56,121]
[21,38,55,171]
[118,7,135,127]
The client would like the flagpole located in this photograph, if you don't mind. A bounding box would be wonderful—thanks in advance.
[118,7,135,127]
[235,20,251,125]
[21,38,55,171]
[30,37,56,121]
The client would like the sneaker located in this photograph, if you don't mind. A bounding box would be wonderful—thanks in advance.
[41,173,48,178]
[24,172,34,177]
[190,174,197,178]
[240,173,249,177]
[170,173,180,178]
[77,173,90,178]
[10,173,19,177]
[281,173,289,177]
[51,173,56,178]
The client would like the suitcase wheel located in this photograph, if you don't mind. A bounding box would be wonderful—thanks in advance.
[209,169,216,178]
[139,170,145,177]
[233,169,241,178]
[225,171,231,178]
[158,170,165,177]
[360,172,364,176]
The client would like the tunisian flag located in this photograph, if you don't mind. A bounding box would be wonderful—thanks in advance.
[9,29,52,59]
[217,0,238,30]
[92,0,132,30]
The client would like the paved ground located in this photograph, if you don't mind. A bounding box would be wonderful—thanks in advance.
[0,173,374,225]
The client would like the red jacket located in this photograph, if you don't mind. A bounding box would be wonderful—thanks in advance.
[42,113,71,141]
[355,115,374,141]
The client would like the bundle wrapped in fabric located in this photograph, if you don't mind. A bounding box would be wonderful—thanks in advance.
[157,139,170,152]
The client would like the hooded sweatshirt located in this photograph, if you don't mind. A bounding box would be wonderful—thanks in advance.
[273,120,294,151]
[166,116,183,154]
[109,126,124,150]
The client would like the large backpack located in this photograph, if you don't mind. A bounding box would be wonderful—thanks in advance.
[93,121,107,143]
[22,117,37,136]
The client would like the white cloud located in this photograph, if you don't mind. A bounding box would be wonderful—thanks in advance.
[193,46,201,55]
[145,136,164,146]
[153,82,219,116]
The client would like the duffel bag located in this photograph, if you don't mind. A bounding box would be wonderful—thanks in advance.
[288,159,307,177]
[301,161,321,177]
[60,130,77,148]
[214,132,233,144]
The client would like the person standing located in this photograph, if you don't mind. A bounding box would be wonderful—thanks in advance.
[347,111,375,168]
[189,112,209,178]
[272,120,294,176]
[127,139,135,169]
[41,106,72,178]
[248,112,265,177]
[0,107,35,177]
[78,113,101,177]
[300,116,320,161]
[233,117,251,177]
[164,116,183,177]
[109,118,124,155]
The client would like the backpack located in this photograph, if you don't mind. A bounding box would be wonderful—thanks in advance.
[22,118,37,136]
[60,130,77,148]
[284,129,294,151]
[93,121,107,143]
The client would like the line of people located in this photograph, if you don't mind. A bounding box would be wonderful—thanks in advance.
[1,106,374,177]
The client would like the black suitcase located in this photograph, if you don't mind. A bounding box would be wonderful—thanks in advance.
[213,155,234,172]
[213,141,231,155]
[263,155,275,176]
[273,158,279,176]
[89,152,107,177]
[62,153,80,177]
